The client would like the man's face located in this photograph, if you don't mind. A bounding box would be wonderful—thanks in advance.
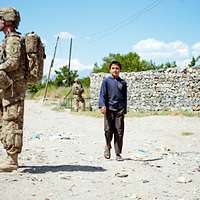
[110,64,120,78]
[0,19,4,31]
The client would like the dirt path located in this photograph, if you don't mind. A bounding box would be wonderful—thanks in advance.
[0,100,200,200]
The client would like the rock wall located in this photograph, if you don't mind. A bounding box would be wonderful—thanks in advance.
[90,67,200,112]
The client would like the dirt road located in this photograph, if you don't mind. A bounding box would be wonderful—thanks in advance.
[0,100,200,200]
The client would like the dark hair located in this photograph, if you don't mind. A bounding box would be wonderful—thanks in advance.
[109,60,122,69]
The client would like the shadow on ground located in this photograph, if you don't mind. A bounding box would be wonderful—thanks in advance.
[20,164,106,173]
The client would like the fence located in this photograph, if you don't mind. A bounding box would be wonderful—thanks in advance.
[60,97,92,111]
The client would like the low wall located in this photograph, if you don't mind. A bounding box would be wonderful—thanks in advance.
[90,67,200,112]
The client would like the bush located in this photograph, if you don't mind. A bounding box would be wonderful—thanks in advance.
[80,76,90,87]
[27,82,45,94]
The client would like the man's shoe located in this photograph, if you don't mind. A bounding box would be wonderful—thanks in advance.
[104,146,111,159]
[116,154,124,161]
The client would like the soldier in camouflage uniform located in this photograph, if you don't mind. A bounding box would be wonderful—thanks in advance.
[0,7,26,172]
[72,78,85,112]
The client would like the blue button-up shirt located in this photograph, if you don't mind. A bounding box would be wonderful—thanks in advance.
[99,75,127,113]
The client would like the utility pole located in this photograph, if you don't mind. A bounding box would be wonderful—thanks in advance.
[43,36,59,102]
[67,38,72,86]
[68,38,72,72]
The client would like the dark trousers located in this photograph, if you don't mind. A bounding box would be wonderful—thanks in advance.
[104,108,125,155]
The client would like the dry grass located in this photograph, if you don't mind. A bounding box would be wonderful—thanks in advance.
[181,131,194,136]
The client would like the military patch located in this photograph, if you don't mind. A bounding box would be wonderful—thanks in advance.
[6,42,20,57]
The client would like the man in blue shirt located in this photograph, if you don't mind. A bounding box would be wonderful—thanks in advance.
[99,61,127,161]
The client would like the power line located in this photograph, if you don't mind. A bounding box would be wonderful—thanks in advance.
[84,0,163,42]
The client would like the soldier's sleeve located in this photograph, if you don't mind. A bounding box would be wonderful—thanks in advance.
[0,35,21,72]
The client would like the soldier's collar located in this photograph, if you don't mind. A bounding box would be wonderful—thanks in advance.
[5,31,21,38]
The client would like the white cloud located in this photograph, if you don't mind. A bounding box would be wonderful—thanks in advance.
[69,58,92,71]
[54,32,75,40]
[133,38,189,62]
[192,42,200,57]
[43,56,92,78]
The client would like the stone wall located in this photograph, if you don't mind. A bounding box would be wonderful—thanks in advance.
[90,67,200,112]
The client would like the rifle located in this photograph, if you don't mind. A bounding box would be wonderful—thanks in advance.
[64,87,72,99]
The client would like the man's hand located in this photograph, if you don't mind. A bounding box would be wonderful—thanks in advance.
[100,106,106,114]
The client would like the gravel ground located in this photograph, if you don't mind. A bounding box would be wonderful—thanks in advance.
[0,100,200,200]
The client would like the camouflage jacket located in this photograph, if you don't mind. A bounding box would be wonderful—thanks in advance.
[72,82,84,96]
[0,32,26,106]
[0,32,26,81]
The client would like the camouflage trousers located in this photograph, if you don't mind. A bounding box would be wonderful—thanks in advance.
[73,95,85,111]
[0,100,24,155]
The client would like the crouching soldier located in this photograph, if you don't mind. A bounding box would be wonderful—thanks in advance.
[72,78,85,112]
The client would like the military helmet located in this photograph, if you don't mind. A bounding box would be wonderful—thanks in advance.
[0,7,20,28]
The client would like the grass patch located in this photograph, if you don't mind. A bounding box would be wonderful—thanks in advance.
[65,109,200,118]
[181,131,194,136]
[28,85,200,119]
[71,110,103,117]
[31,86,90,99]
[49,107,200,118]
[126,110,200,118]
[33,86,72,99]
[69,110,195,118]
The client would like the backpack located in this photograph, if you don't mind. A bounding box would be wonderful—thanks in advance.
[23,32,46,84]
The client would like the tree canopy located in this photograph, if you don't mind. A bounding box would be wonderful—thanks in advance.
[188,56,200,68]
[54,65,78,87]
[92,52,177,73]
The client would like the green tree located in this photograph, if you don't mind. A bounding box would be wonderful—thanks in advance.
[188,57,196,68]
[157,61,177,69]
[92,62,101,73]
[188,55,200,68]
[27,82,44,94]
[92,52,159,73]
[80,76,90,88]
[54,65,78,87]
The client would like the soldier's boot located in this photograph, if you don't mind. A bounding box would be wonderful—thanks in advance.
[0,154,18,172]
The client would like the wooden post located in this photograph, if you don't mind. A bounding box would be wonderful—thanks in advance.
[43,36,59,102]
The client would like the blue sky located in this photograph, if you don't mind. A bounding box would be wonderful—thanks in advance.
[0,0,200,77]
